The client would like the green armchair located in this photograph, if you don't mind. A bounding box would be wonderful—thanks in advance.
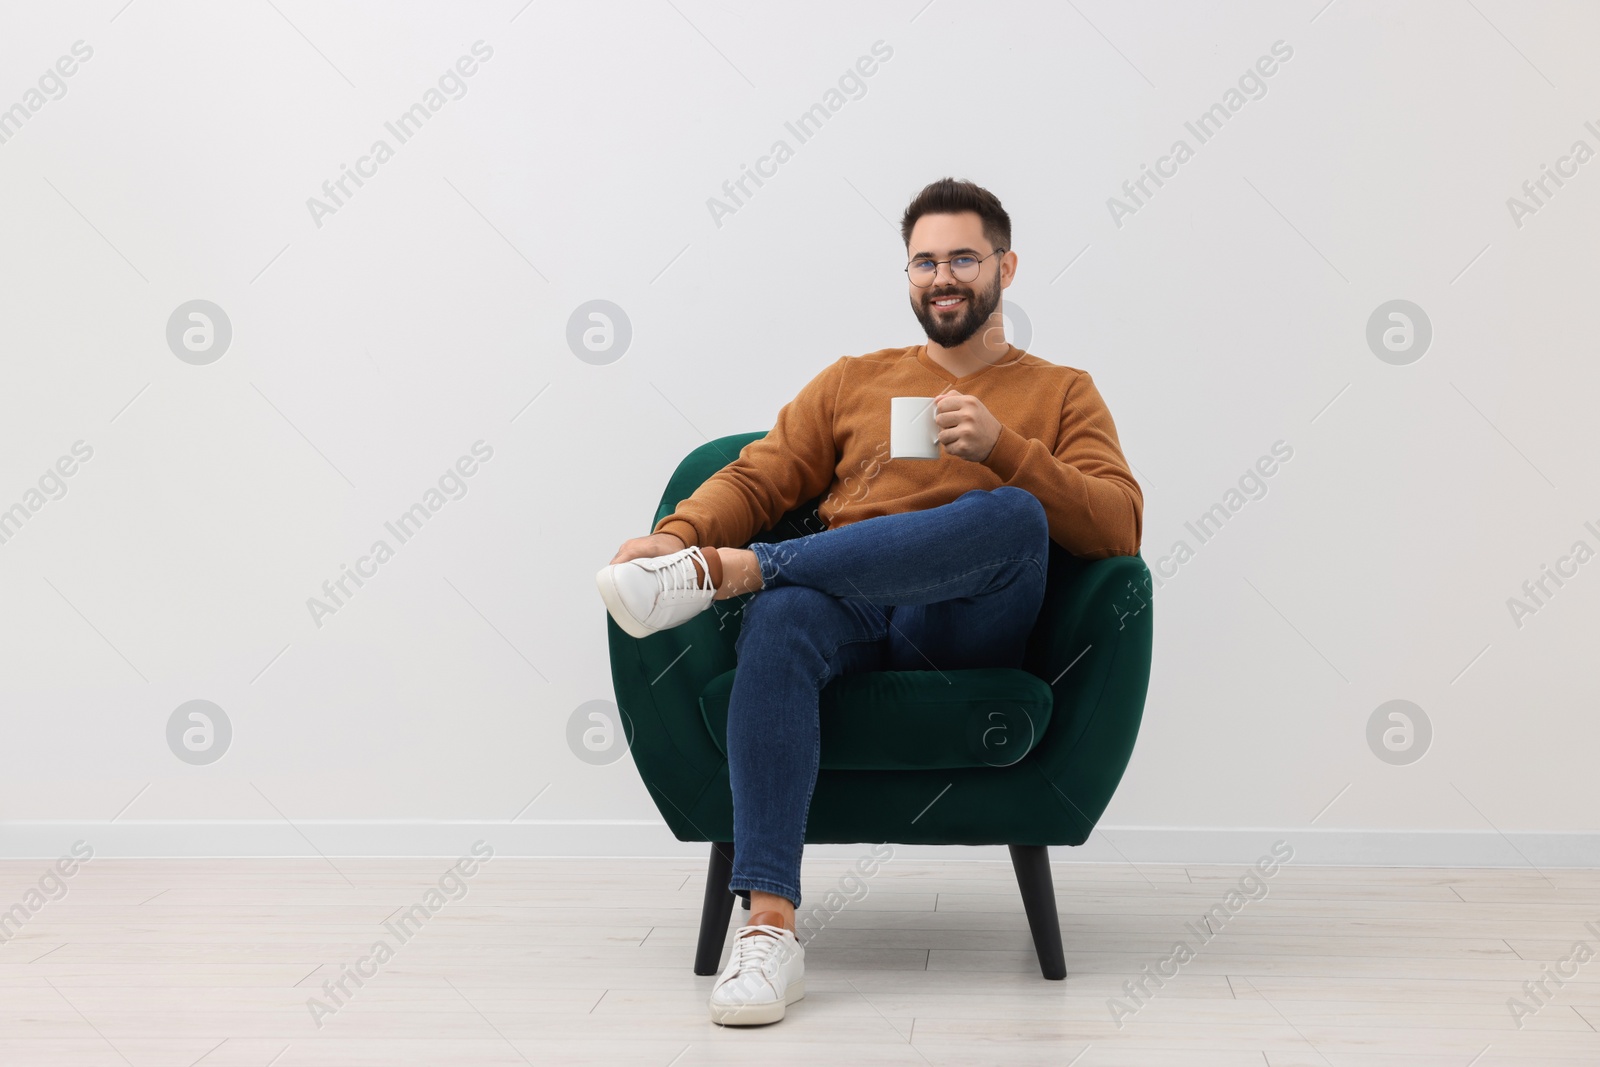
[602,431,1155,979]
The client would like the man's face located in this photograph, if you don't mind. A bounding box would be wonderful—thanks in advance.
[906,212,1007,349]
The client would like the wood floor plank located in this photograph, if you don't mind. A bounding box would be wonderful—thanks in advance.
[1,858,1596,1062]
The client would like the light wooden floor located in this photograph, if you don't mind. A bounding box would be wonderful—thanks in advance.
[0,855,1597,1065]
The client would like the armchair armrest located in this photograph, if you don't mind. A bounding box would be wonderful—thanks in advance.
[606,430,773,842]
[1021,550,1154,838]
[604,609,739,840]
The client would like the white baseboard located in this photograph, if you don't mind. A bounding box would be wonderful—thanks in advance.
[1,821,1596,867]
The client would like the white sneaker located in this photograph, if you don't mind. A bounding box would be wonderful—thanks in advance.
[708,924,805,1026]
[595,546,716,639]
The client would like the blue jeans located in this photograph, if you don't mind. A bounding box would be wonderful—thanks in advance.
[726,486,1050,908]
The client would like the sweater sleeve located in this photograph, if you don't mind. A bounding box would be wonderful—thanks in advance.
[977,369,1143,559]
[653,357,844,549]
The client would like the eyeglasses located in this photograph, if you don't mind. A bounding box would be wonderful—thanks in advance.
[905,248,1006,287]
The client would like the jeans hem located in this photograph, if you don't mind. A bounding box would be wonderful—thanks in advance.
[727,875,802,909]
[749,541,779,587]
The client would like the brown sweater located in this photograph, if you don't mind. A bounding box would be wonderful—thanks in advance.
[653,344,1143,560]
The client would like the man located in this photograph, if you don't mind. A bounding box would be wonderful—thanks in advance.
[596,177,1143,1026]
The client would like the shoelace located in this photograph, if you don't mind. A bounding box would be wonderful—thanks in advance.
[655,545,712,600]
[725,924,790,979]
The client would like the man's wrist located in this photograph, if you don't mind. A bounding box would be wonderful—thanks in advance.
[978,423,1027,479]
[655,523,691,550]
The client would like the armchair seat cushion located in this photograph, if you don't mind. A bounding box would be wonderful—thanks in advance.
[698,666,1055,771]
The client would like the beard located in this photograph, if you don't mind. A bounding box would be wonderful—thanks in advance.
[911,266,1004,349]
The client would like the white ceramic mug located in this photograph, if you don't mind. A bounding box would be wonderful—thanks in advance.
[890,395,942,459]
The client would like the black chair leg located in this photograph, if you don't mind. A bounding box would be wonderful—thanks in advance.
[1009,844,1067,980]
[693,842,737,975]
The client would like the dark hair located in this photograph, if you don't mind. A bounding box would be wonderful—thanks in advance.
[900,177,1011,253]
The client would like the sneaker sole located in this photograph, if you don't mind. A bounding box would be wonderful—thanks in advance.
[709,978,805,1026]
[595,565,656,639]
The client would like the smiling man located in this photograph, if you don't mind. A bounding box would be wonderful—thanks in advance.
[596,177,1143,1026]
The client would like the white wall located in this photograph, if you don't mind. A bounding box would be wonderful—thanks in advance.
[0,1,1594,864]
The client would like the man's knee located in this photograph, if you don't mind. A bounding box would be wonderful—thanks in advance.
[988,487,1049,553]
[743,584,821,621]
[992,485,1045,520]
[735,585,830,651]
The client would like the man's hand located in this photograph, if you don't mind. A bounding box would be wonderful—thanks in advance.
[610,531,686,565]
[933,384,1003,463]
